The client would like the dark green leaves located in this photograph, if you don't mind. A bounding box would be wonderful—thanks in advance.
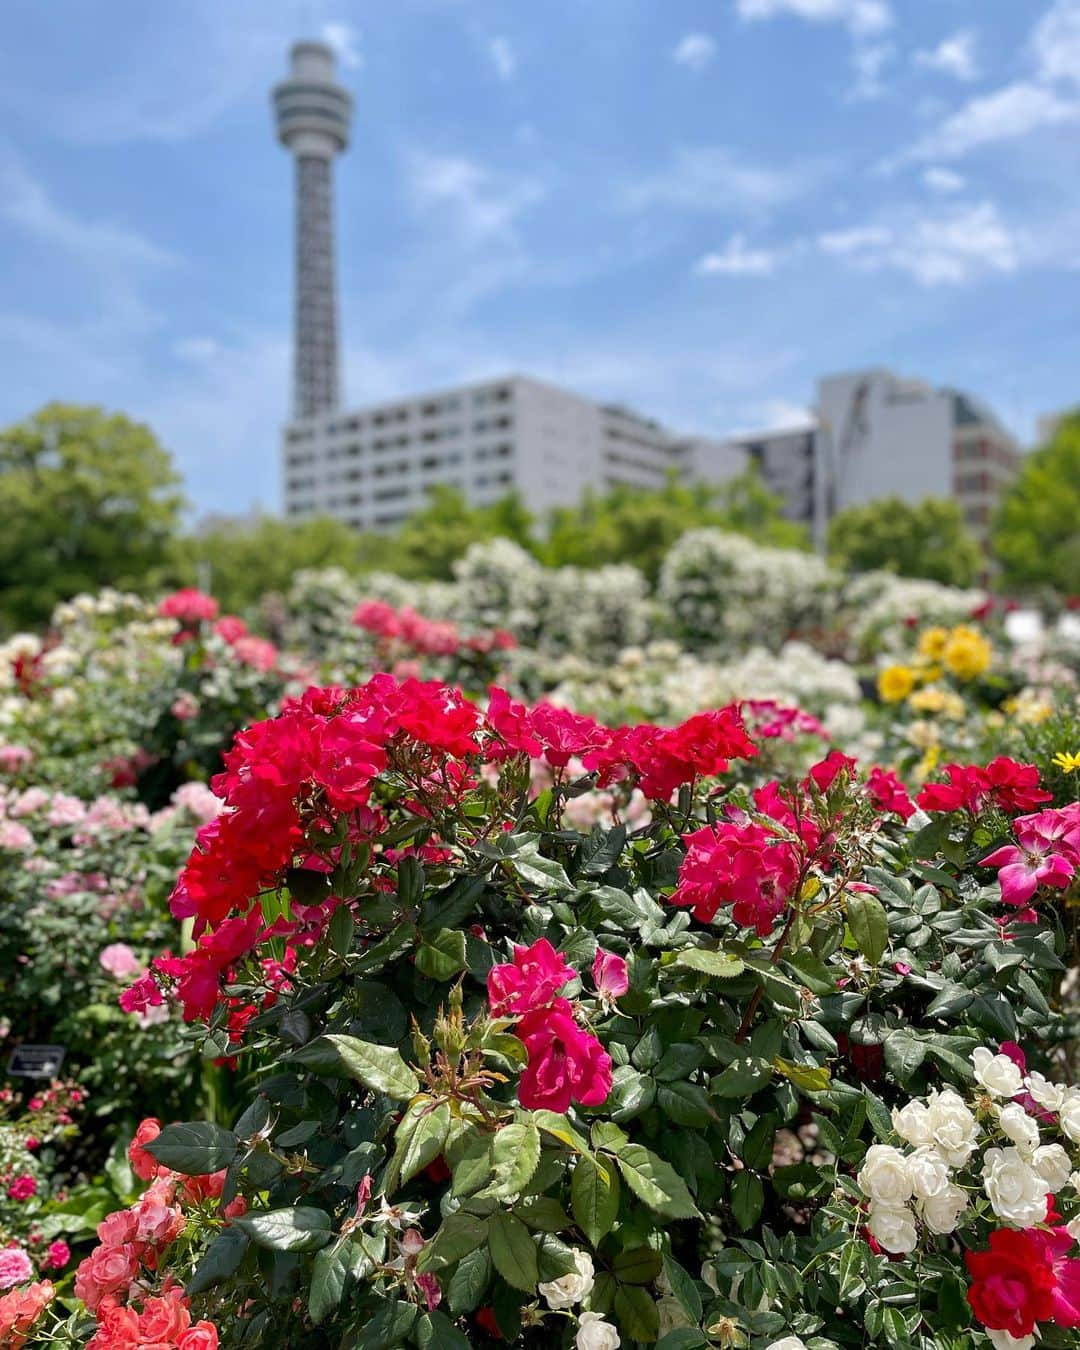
[234,1206,334,1253]
[571,1154,620,1245]
[487,1212,538,1292]
[290,1033,419,1100]
[847,892,890,965]
[613,1144,697,1220]
[145,1122,238,1176]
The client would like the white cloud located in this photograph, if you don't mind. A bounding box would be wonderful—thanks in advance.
[905,81,1080,159]
[402,149,543,243]
[696,235,780,277]
[623,146,828,215]
[673,33,717,72]
[321,22,362,70]
[850,42,894,100]
[0,155,177,274]
[173,336,223,362]
[487,35,516,81]
[915,30,978,82]
[818,202,1020,285]
[735,0,892,38]
[923,166,966,193]
[1032,0,1080,86]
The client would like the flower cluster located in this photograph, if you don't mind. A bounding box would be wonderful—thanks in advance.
[487,939,616,1113]
[853,1043,1080,1347]
[916,756,1052,816]
[0,1278,54,1349]
[982,803,1080,907]
[353,598,515,658]
[122,678,757,1023]
[73,1117,234,1341]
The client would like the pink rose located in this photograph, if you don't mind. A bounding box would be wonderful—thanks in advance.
[99,944,142,980]
[515,999,612,1113]
[177,1322,220,1349]
[5,1176,35,1203]
[487,939,574,1017]
[73,1242,140,1311]
[45,1241,69,1270]
[592,949,629,1003]
[0,1247,33,1290]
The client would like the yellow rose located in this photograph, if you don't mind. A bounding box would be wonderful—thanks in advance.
[942,625,992,681]
[917,626,949,662]
[909,687,947,713]
[878,665,916,702]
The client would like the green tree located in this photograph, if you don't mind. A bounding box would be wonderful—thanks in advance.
[388,486,537,580]
[992,411,1080,595]
[171,514,376,615]
[0,403,184,631]
[826,495,983,588]
[543,469,808,583]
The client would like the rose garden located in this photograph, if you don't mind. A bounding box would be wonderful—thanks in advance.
[1,529,1079,1349]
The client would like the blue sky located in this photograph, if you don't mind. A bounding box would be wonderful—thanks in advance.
[1,0,1078,516]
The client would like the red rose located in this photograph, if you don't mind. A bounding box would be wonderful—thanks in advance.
[967,1228,1056,1338]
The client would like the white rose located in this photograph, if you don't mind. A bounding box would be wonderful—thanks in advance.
[998,1103,1040,1157]
[576,1312,621,1350]
[766,1340,809,1350]
[1025,1072,1067,1112]
[867,1202,918,1254]
[972,1048,1023,1099]
[857,1144,913,1206]
[1068,1215,1080,1241]
[1059,1089,1080,1143]
[540,1250,595,1310]
[986,1331,1036,1350]
[919,1182,968,1234]
[925,1089,978,1168]
[982,1147,1051,1227]
[908,1147,951,1200]
[1033,1143,1072,1192]
[891,1100,931,1147]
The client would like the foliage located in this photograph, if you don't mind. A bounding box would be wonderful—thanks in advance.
[543,471,807,585]
[0,404,184,632]
[32,673,1080,1349]
[992,411,1080,596]
[171,515,377,618]
[827,496,984,590]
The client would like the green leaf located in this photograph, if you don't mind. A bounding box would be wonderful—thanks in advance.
[673,948,745,979]
[661,1253,703,1321]
[516,1196,571,1231]
[485,1122,541,1199]
[145,1122,237,1176]
[389,1100,451,1192]
[512,842,573,893]
[417,1215,489,1273]
[883,1031,926,1083]
[847,893,890,965]
[186,1228,249,1295]
[532,1110,590,1154]
[571,1154,620,1246]
[328,904,354,957]
[614,1246,663,1285]
[615,1285,660,1342]
[487,1212,538,1292]
[416,929,468,982]
[616,1144,697,1220]
[292,1033,419,1100]
[355,1300,418,1349]
[712,1056,772,1098]
[234,1206,333,1253]
[447,1246,491,1314]
[416,1310,473,1350]
[773,1057,831,1093]
[729,1171,763,1231]
[578,824,628,879]
[310,1240,374,1325]
[657,1080,716,1127]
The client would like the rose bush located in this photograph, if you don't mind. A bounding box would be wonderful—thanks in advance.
[14,668,1075,1349]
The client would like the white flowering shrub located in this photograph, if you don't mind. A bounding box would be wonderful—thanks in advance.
[658,530,837,654]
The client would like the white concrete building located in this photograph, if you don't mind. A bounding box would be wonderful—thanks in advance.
[684,367,1020,549]
[283,374,744,530]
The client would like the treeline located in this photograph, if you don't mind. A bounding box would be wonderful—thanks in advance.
[0,401,1077,630]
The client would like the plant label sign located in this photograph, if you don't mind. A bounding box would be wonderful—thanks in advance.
[7,1043,66,1078]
